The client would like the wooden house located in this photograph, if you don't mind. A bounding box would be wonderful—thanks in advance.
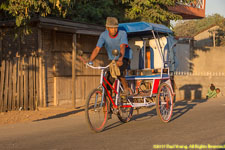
[0,17,109,111]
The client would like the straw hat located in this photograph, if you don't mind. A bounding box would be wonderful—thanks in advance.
[105,17,119,28]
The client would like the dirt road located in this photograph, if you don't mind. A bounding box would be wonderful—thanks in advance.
[0,98,225,150]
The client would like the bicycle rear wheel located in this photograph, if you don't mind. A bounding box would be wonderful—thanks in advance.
[85,88,108,132]
[156,83,173,123]
[117,96,133,123]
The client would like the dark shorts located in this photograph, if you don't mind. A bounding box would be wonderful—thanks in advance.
[118,58,130,78]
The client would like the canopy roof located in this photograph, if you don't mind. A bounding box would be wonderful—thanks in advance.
[118,22,172,34]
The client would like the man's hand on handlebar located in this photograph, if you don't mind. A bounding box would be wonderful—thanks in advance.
[116,59,123,67]
[88,61,93,66]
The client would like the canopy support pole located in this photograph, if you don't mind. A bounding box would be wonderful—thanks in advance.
[152,30,164,68]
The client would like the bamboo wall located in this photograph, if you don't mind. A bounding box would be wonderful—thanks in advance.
[0,27,47,112]
[0,55,43,111]
[0,26,108,111]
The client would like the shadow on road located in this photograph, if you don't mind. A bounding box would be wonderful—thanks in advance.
[171,99,208,121]
[104,99,208,131]
[104,107,157,131]
[104,98,210,131]
[123,99,209,123]
[132,107,157,121]
[104,121,124,131]
[33,108,85,122]
[33,98,209,130]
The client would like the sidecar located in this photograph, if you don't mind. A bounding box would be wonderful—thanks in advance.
[118,22,178,122]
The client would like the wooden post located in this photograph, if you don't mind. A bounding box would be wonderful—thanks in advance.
[28,56,33,110]
[30,54,35,110]
[52,30,58,106]
[0,29,2,64]
[35,55,39,110]
[7,59,13,111]
[213,31,216,47]
[19,57,24,109]
[0,29,2,107]
[53,65,58,106]
[0,60,5,112]
[72,34,77,108]
[42,55,47,107]
[0,29,2,109]
[12,58,17,110]
[23,57,28,110]
[3,60,9,112]
[38,29,43,107]
[53,76,57,106]
[16,56,20,110]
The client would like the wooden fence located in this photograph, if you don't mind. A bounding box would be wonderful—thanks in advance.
[0,55,43,112]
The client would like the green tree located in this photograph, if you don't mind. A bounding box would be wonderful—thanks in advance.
[1,0,195,29]
[122,0,194,26]
[217,18,225,46]
[0,0,70,27]
[66,0,125,25]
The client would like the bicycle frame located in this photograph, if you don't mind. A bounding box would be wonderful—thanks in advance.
[98,69,132,109]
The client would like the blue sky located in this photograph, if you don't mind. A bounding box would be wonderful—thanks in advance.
[206,0,225,17]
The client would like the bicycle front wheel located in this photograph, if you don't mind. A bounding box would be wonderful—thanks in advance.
[85,88,108,132]
[156,83,173,123]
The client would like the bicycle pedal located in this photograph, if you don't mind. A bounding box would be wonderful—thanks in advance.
[120,95,127,99]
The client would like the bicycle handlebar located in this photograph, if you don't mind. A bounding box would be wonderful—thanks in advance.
[86,63,109,70]
[78,56,109,70]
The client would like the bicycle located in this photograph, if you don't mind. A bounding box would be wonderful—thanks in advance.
[79,50,133,133]
[79,21,176,133]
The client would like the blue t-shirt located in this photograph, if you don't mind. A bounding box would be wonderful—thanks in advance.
[97,30,132,60]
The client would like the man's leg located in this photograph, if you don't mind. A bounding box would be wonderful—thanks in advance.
[118,58,132,95]
[106,71,115,119]
[120,77,128,89]
[106,71,115,96]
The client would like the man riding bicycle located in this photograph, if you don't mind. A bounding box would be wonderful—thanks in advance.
[89,17,132,96]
